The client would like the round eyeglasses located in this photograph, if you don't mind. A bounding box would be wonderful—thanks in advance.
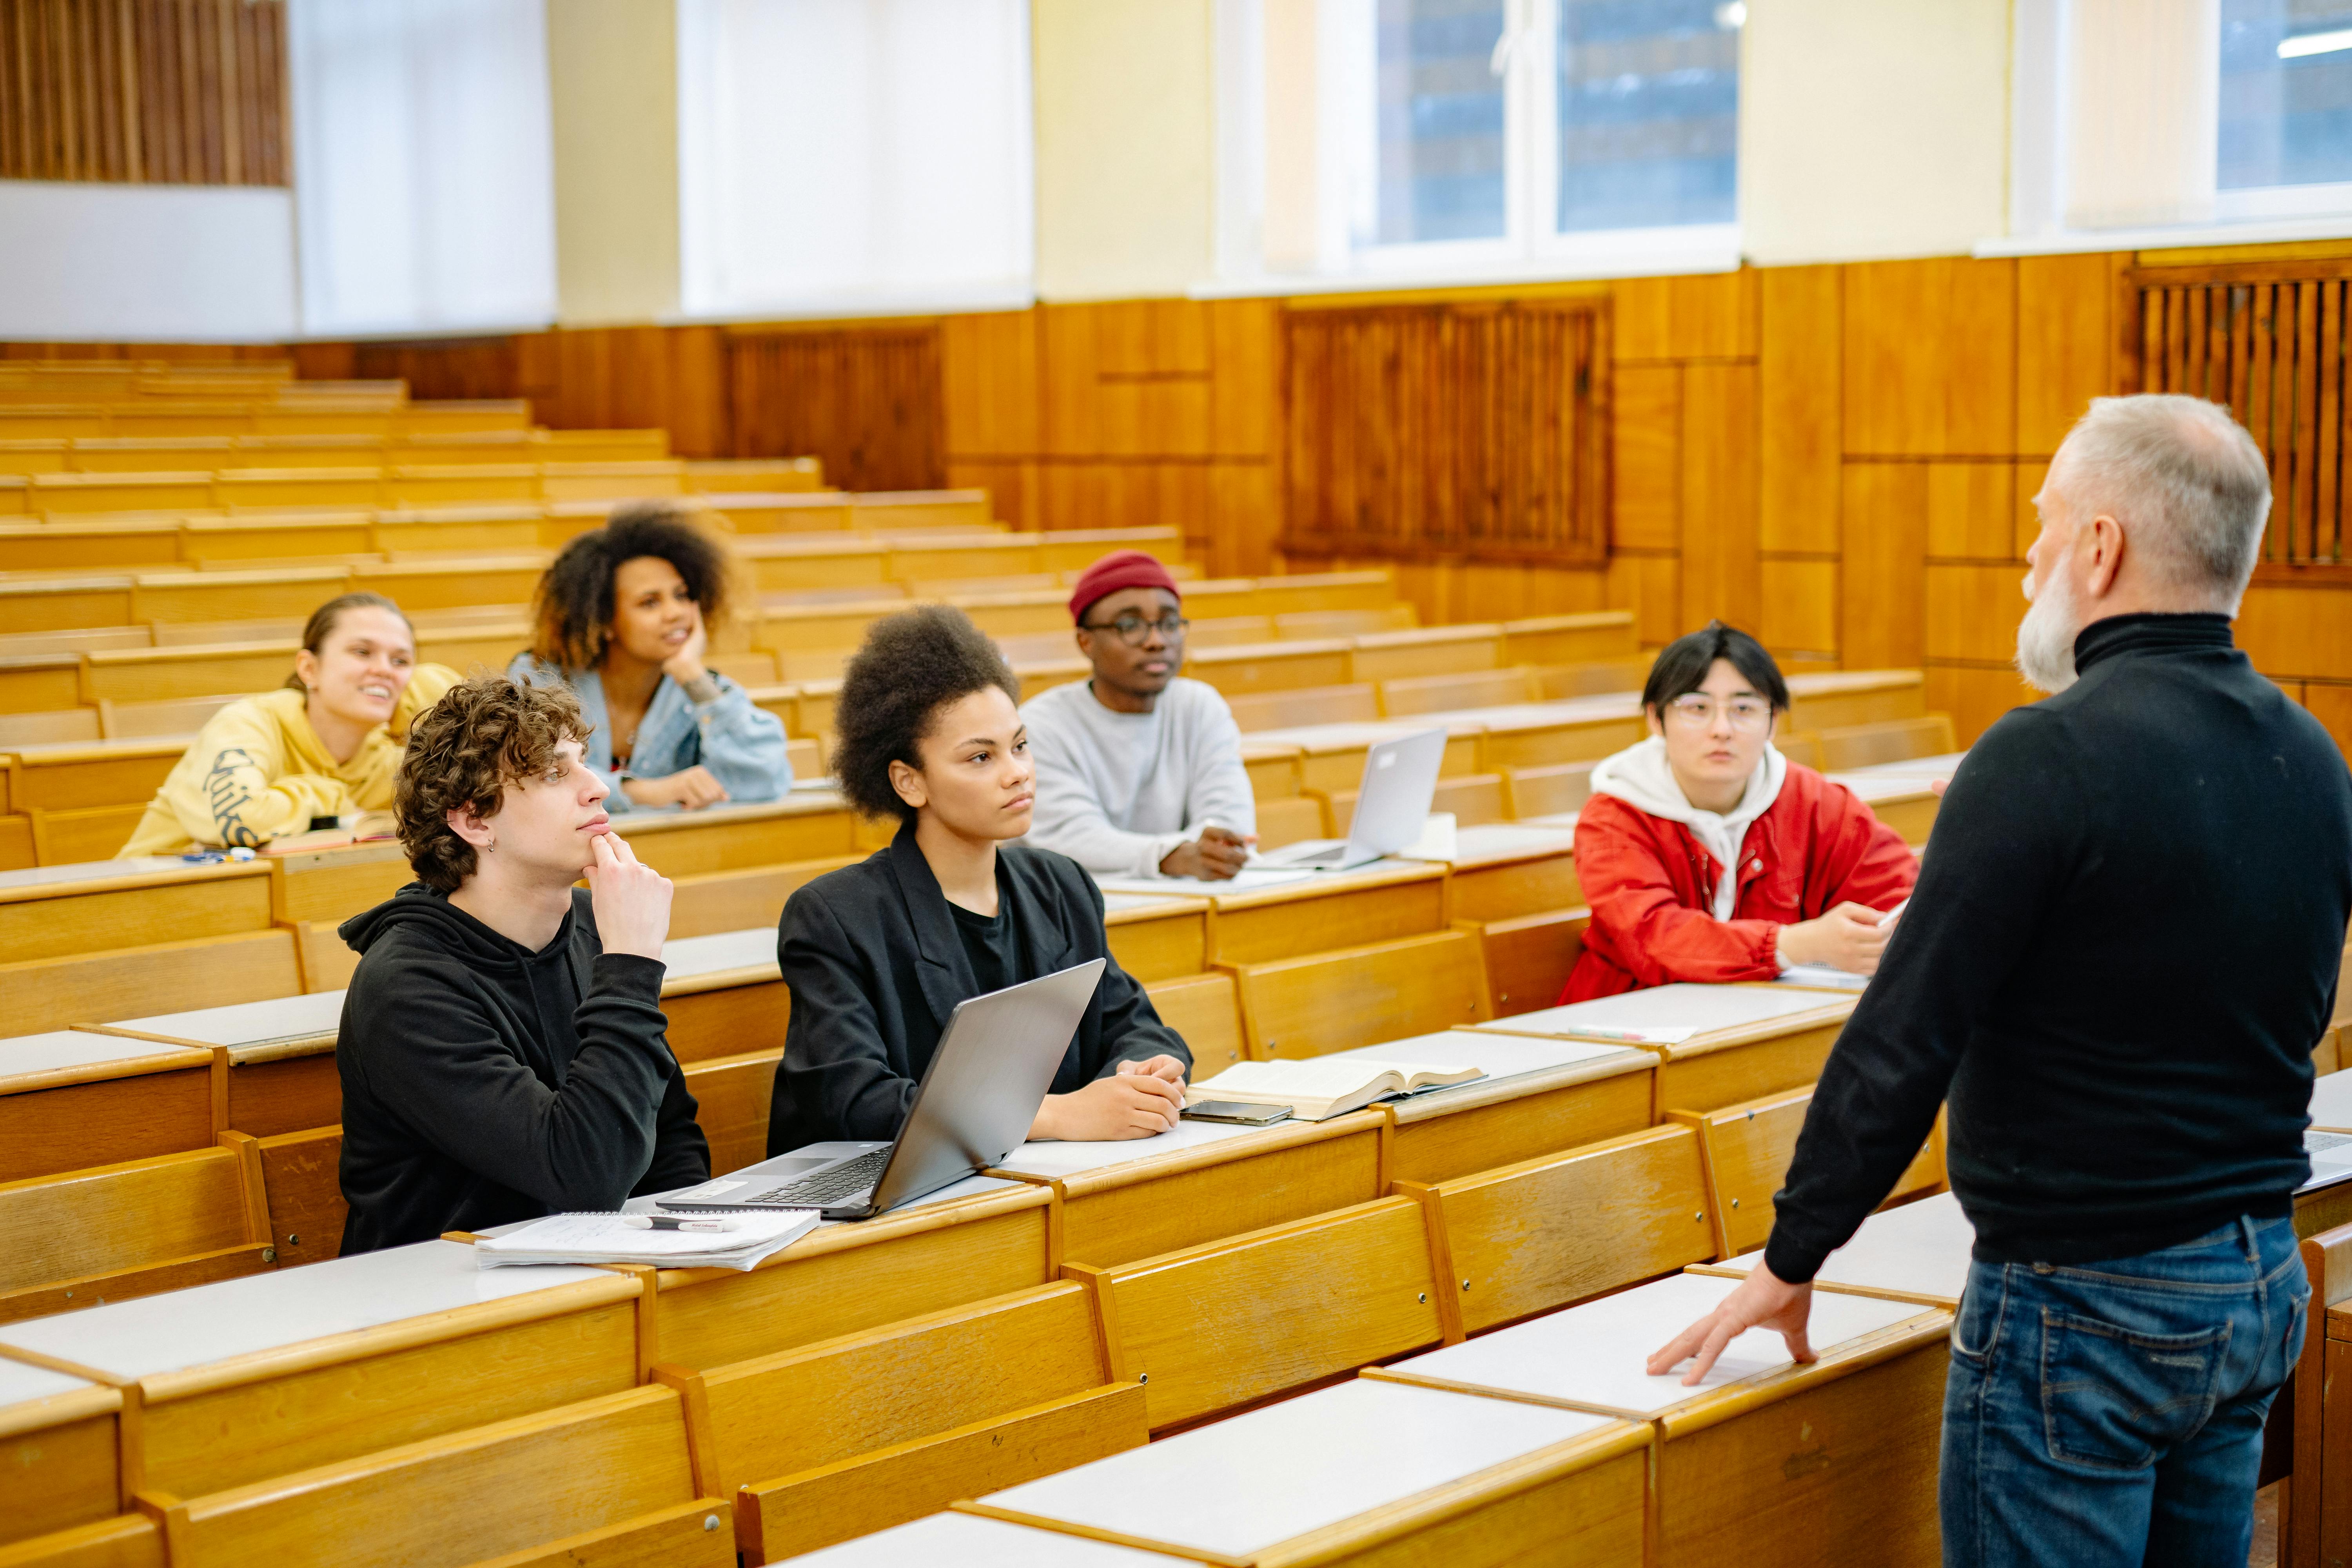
[1662,695,1773,731]
[1082,612,1189,646]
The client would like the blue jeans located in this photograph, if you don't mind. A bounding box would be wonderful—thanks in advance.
[1940,1214,2308,1568]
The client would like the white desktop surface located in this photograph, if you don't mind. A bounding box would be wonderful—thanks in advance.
[1834,774,1940,806]
[1094,867,1317,897]
[790,1512,1175,1566]
[993,1118,1266,1181]
[2313,1071,2352,1130]
[0,1241,611,1379]
[1710,1192,1975,1303]
[1317,1029,1642,1084]
[1388,1272,1928,1417]
[659,927,775,978]
[982,1377,1616,1559]
[0,1357,95,1410]
[1477,983,1844,1043]
[107,990,346,1047]
[0,857,202,892]
[0,1029,207,1075]
[1834,752,1966,782]
[1428,823,1578,865]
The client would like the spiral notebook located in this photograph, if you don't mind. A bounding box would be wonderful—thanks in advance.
[473,1209,820,1270]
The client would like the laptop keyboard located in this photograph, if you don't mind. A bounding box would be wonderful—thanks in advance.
[747,1149,890,1206]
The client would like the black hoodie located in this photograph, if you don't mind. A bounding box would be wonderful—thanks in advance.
[335,882,709,1254]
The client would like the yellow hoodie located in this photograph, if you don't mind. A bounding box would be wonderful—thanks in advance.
[120,665,462,857]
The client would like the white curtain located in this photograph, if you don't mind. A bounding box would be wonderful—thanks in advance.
[675,0,1034,317]
[287,0,558,337]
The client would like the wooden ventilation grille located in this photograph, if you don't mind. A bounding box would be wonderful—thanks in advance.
[725,326,947,495]
[1280,299,1612,565]
[2125,261,2352,568]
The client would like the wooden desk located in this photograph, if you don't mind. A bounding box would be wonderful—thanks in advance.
[967,1377,1649,1567]
[1169,861,1446,967]
[648,1180,1056,1371]
[613,794,860,878]
[87,992,343,1139]
[659,926,787,1063]
[0,858,272,962]
[0,1238,642,1499]
[1240,719,1483,794]
[1474,984,1856,1115]
[1445,697,1644,772]
[0,1031,216,1183]
[1695,1191,1973,1308]
[0,1357,122,1548]
[1319,1030,1652,1187]
[1099,892,1210,982]
[1784,670,1927,732]
[788,1511,1174,1565]
[1368,1271,1951,1568]
[992,1111,1387,1270]
[1412,822,1580,922]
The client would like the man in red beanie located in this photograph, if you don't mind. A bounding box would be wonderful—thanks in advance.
[1020,550,1258,880]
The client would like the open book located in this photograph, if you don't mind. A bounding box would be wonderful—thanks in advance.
[1185,1058,1485,1122]
[474,1209,819,1271]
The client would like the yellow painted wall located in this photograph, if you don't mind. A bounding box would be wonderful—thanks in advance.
[546,0,681,326]
[1030,0,1217,301]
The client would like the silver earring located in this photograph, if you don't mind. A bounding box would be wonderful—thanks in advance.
[484,836,496,852]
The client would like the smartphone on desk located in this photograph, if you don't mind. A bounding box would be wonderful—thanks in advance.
[1181,1100,1292,1126]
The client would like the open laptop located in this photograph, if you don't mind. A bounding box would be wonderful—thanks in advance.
[660,958,1106,1221]
[1256,727,1448,872]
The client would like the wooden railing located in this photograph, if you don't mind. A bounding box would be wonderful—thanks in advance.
[2125,259,2352,568]
[0,0,287,186]
[1279,299,1611,566]
[726,324,947,494]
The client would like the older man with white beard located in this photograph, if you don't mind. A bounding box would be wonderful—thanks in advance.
[1651,394,2352,1568]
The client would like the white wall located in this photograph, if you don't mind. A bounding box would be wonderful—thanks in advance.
[548,0,681,326]
[1740,0,2012,265]
[0,181,297,342]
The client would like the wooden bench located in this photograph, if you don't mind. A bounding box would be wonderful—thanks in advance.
[1691,1189,1973,1310]
[0,1137,276,1325]
[1666,1086,1943,1260]
[1784,670,1928,732]
[0,1032,217,1183]
[1813,714,1958,771]
[682,1281,1147,1563]
[1348,625,1506,684]
[1501,759,1595,818]
[1466,905,1589,1017]
[0,861,274,960]
[2288,1218,2352,1565]
[1143,971,1247,1074]
[1098,893,1210,982]
[1474,984,1856,1117]
[0,1361,125,1553]
[0,1238,648,1501]
[681,1051,782,1179]
[1380,666,1539,716]
[963,1376,1649,1567]
[1241,718,1484,793]
[84,992,345,1140]
[1223,929,1491,1060]
[0,929,303,1037]
[1095,860,1450,968]
[1366,1271,1951,1568]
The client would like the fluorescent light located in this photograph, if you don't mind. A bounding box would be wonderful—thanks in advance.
[2279,28,2352,59]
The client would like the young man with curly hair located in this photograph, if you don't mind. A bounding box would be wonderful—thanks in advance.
[335,674,709,1254]
[766,604,1193,1156]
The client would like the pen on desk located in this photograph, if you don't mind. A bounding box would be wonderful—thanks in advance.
[1561,1027,1660,1044]
[621,1214,740,1233]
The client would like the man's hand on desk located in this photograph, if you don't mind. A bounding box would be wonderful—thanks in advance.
[1647,1263,1816,1386]
[1160,825,1257,880]
[1031,1060,1186,1141]
[1778,901,1893,975]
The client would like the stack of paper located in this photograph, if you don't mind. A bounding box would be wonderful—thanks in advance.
[473,1210,819,1271]
[1775,964,1869,991]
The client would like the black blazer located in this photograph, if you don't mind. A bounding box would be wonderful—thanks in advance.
[766,822,1190,1154]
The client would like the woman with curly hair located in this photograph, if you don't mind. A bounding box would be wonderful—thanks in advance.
[766,605,1193,1155]
[508,501,791,812]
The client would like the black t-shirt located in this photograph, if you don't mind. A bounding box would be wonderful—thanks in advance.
[949,895,1022,998]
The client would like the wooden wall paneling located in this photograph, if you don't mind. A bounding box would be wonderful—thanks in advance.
[1206,461,1277,577]
[2303,682,2352,761]
[1843,257,2018,456]
[1678,361,1760,634]
[1924,665,2039,746]
[2236,582,2352,680]
[352,336,521,404]
[1606,551,1681,647]
[1925,564,2027,662]
[941,309,1042,458]
[2015,252,2123,453]
[2013,460,2049,559]
[724,323,947,493]
[1612,364,1681,551]
[1613,269,1754,362]
[1924,461,2018,561]
[1093,301,1211,458]
[1040,304,1103,456]
[1839,463,1928,668]
[1208,298,1278,457]
[1759,561,1837,658]
[1759,265,1842,555]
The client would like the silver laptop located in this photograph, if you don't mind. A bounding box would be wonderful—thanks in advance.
[1258,727,1448,872]
[660,958,1106,1221]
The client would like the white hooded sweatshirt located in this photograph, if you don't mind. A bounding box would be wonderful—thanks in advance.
[1586,736,1788,920]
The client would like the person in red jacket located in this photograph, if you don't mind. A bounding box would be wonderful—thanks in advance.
[1563,622,1918,1002]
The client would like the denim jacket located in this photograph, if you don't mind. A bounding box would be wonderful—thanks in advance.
[507,654,793,813]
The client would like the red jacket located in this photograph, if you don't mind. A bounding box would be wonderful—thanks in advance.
[1563,763,1917,1002]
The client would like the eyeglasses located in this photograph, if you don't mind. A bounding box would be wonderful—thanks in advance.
[1082,612,1189,646]
[1661,695,1773,731]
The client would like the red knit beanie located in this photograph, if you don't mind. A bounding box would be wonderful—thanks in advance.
[1067,550,1181,624]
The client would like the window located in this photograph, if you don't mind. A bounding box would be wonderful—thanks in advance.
[675,0,1034,319]
[286,0,557,337]
[1219,0,1742,288]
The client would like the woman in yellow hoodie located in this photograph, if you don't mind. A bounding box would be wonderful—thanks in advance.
[121,593,462,857]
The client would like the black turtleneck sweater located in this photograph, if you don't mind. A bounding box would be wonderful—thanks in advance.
[335,884,709,1254]
[1767,613,2352,1279]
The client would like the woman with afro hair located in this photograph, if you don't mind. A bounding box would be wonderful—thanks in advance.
[766,605,1194,1155]
[509,501,791,813]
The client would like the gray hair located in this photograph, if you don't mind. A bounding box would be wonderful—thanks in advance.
[2051,395,2271,608]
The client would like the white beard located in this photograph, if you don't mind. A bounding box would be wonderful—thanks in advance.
[2014,565,2083,694]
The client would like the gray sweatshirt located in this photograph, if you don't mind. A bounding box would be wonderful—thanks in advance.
[1020,676,1258,877]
